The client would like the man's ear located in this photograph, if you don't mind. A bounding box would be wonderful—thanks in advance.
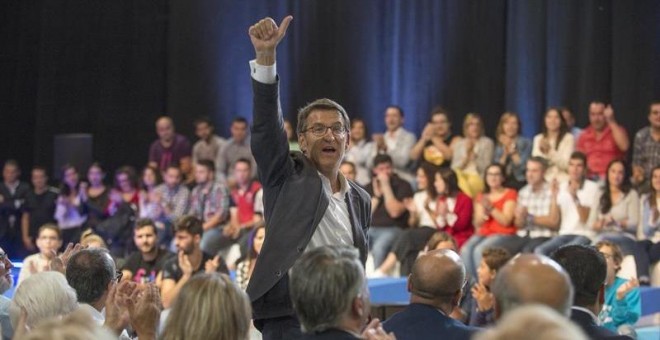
[298,133,307,153]
[407,275,413,293]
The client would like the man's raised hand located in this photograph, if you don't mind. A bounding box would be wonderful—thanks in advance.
[249,16,293,65]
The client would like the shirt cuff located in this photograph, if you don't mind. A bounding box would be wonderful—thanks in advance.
[249,60,277,84]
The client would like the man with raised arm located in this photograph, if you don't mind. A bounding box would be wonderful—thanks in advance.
[247,16,372,339]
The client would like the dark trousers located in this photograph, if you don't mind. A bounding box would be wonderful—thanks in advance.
[254,315,302,340]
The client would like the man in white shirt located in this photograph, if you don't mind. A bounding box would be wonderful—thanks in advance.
[371,106,417,184]
[535,152,600,256]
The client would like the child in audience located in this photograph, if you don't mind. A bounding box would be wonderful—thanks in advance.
[596,240,641,332]
[468,247,511,326]
[17,224,62,285]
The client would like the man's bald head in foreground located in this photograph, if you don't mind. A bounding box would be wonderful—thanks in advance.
[491,254,573,319]
[408,249,466,309]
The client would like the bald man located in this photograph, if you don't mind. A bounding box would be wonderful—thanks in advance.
[491,253,573,319]
[148,116,192,174]
[383,249,479,340]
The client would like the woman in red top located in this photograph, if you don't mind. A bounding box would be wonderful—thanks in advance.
[460,164,518,281]
[430,167,474,248]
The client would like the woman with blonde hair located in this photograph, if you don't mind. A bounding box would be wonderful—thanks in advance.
[161,273,251,340]
[451,113,494,197]
[493,112,531,189]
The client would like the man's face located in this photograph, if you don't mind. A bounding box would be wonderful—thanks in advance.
[134,226,157,254]
[174,231,198,254]
[233,161,251,185]
[195,122,213,141]
[156,118,175,142]
[231,121,248,142]
[194,164,211,184]
[384,107,403,131]
[340,163,356,181]
[298,110,349,175]
[164,167,182,187]
[0,247,13,294]
[649,104,660,129]
[588,103,607,131]
[525,161,544,185]
[372,161,393,178]
[3,164,19,184]
[567,158,586,181]
[31,169,48,190]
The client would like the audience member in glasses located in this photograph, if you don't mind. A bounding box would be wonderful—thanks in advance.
[17,224,62,286]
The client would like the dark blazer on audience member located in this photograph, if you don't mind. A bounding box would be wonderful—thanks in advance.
[570,308,633,340]
[383,303,479,340]
[300,329,361,340]
[246,79,372,321]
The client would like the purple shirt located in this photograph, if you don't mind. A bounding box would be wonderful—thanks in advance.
[148,134,192,171]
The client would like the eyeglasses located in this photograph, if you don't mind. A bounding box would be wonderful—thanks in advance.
[600,252,614,260]
[114,270,123,281]
[304,123,346,137]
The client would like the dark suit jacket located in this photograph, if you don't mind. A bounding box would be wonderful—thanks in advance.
[570,308,632,340]
[383,303,479,340]
[247,79,371,320]
[300,328,361,340]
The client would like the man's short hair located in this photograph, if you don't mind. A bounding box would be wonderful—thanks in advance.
[135,218,157,234]
[569,151,587,165]
[386,105,405,118]
[234,158,252,169]
[65,248,115,304]
[482,247,511,272]
[340,160,356,172]
[474,305,587,340]
[296,99,351,136]
[290,246,364,333]
[38,223,62,240]
[372,154,393,168]
[528,156,549,171]
[3,159,19,171]
[196,159,216,173]
[32,165,48,175]
[9,271,78,329]
[232,117,248,126]
[551,245,606,307]
[174,215,203,237]
[193,116,214,128]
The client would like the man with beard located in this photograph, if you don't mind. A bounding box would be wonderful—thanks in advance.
[160,215,228,308]
[0,246,14,340]
[192,117,227,167]
[121,218,174,284]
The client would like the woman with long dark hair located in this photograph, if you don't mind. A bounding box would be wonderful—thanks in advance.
[54,164,87,246]
[532,107,574,182]
[81,162,109,230]
[235,224,265,290]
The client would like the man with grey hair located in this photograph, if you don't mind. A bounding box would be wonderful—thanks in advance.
[491,253,573,319]
[383,249,479,339]
[247,16,371,339]
[290,246,393,340]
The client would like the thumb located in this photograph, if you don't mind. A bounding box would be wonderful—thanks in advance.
[277,15,293,38]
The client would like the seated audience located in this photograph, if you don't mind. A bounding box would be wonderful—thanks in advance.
[235,225,265,290]
[21,166,58,254]
[121,218,174,284]
[493,112,531,189]
[108,166,140,214]
[576,102,629,180]
[638,166,660,270]
[590,160,647,282]
[154,165,190,245]
[138,165,163,222]
[81,162,110,230]
[17,224,62,285]
[9,271,78,332]
[461,164,517,281]
[345,118,375,186]
[535,152,599,256]
[551,245,633,340]
[161,215,228,308]
[0,160,30,256]
[513,157,560,253]
[595,241,641,333]
[383,249,480,340]
[225,158,262,262]
[289,246,394,340]
[340,161,358,183]
[161,273,251,340]
[631,101,660,194]
[562,107,582,141]
[491,254,573,318]
[410,106,460,169]
[189,160,230,256]
[374,164,439,277]
[192,116,227,166]
[451,113,494,197]
[371,105,417,184]
[468,247,511,327]
[216,117,257,181]
[80,231,108,249]
[365,154,414,268]
[423,231,458,252]
[474,305,587,340]
[429,168,475,248]
[532,107,574,182]
[148,116,192,175]
[55,164,87,247]
[0,246,15,340]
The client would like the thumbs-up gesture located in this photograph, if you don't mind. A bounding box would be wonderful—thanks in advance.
[249,16,293,64]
